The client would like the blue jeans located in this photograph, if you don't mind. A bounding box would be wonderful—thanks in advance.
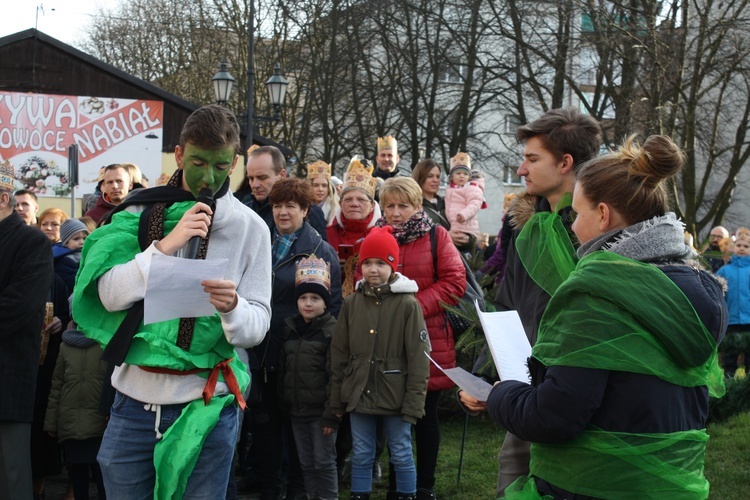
[291,418,338,500]
[97,391,239,499]
[350,412,416,494]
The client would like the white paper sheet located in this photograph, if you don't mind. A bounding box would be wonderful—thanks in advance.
[143,254,229,325]
[426,352,493,401]
[475,301,532,383]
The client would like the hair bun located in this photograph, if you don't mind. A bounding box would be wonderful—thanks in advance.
[640,135,684,184]
[621,134,683,189]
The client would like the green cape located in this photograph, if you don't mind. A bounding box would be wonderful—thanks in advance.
[504,252,723,499]
[73,202,249,499]
[515,193,578,297]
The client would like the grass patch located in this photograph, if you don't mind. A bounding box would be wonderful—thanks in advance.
[706,411,750,499]
[339,408,750,499]
[340,413,504,500]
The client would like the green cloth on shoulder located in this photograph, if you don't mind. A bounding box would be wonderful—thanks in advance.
[72,201,248,499]
[534,251,724,396]
[517,251,723,499]
[73,203,245,381]
[515,193,578,297]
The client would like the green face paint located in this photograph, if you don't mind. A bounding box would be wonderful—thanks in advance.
[180,143,236,197]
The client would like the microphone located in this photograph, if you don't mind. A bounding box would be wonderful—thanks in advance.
[185,187,215,259]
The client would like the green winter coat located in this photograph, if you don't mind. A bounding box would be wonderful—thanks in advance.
[330,274,430,424]
[44,333,108,442]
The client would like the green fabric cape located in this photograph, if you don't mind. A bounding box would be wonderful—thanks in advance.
[515,193,578,297]
[503,251,723,499]
[73,202,249,499]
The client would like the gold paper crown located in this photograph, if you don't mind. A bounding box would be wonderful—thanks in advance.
[295,255,331,291]
[0,160,15,191]
[735,227,750,244]
[306,160,331,180]
[450,152,472,171]
[377,135,398,152]
[343,157,378,199]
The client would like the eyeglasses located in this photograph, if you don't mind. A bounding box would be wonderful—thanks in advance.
[709,234,724,240]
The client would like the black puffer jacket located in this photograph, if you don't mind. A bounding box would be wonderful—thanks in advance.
[278,313,338,427]
[487,263,727,499]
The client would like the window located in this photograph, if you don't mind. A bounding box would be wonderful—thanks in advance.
[579,91,615,119]
[503,114,521,135]
[439,59,468,84]
[503,162,523,186]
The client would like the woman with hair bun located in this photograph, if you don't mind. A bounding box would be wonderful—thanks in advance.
[486,135,727,499]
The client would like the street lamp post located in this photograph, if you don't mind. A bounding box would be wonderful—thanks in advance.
[211,1,288,149]
[212,61,235,106]
[212,61,287,147]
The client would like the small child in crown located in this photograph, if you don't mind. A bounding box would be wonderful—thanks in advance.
[444,153,485,243]
[278,255,339,499]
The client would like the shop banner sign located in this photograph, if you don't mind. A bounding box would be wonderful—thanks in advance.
[0,91,163,197]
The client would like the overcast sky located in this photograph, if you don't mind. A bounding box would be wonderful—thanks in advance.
[0,1,119,47]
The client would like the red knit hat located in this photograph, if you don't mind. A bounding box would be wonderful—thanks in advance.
[359,226,399,272]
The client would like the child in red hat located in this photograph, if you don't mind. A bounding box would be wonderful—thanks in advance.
[329,226,430,500]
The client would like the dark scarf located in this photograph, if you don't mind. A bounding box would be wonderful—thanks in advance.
[376,209,433,245]
[101,171,229,364]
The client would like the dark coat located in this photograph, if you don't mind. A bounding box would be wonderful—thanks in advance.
[249,222,342,372]
[278,313,338,427]
[245,194,329,242]
[330,275,429,424]
[52,243,81,295]
[493,195,576,347]
[44,332,109,443]
[487,263,727,499]
[0,211,53,422]
[422,196,450,231]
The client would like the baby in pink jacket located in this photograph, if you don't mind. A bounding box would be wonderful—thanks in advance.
[444,152,484,238]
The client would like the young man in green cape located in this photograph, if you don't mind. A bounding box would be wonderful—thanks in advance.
[458,107,602,496]
[73,104,272,499]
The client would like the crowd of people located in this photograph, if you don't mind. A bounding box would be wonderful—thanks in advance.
[0,102,743,500]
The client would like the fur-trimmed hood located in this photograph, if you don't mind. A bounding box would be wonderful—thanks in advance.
[355,272,419,293]
[508,193,541,230]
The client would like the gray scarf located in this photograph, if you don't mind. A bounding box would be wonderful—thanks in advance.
[578,212,694,262]
[62,328,98,348]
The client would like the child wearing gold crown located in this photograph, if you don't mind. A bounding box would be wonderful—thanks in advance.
[444,153,485,243]
[278,255,340,500]
[716,227,750,377]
